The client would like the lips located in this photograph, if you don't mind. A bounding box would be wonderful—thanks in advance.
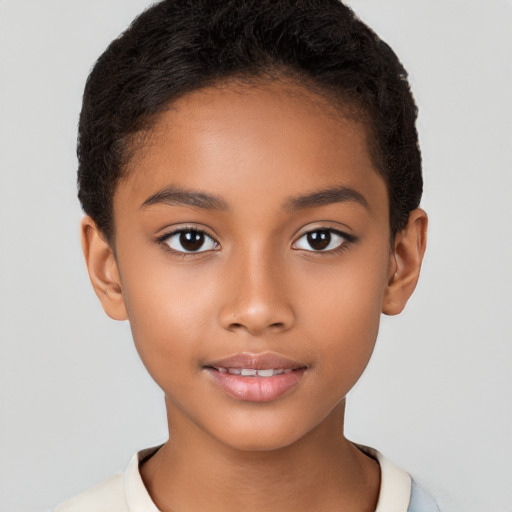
[218,368,294,377]
[204,352,308,402]
[206,352,306,371]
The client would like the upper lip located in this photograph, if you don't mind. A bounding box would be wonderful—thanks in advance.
[205,352,308,370]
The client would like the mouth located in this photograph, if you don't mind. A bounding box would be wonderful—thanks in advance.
[212,367,296,377]
[204,352,308,402]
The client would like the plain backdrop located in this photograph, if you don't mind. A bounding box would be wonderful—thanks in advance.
[0,1,511,511]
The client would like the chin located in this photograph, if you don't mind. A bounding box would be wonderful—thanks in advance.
[205,411,314,453]
[216,431,303,453]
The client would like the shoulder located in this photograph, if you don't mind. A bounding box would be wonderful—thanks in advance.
[408,480,440,512]
[52,447,162,512]
[53,472,129,512]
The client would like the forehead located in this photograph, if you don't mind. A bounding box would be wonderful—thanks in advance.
[116,80,388,220]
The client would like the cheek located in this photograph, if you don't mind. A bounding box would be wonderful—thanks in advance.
[118,255,220,378]
[296,250,389,377]
[298,251,388,325]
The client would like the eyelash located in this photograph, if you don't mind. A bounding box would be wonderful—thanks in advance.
[156,227,219,254]
[156,227,356,255]
[293,228,356,254]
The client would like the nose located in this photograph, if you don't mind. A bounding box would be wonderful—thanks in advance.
[218,249,295,336]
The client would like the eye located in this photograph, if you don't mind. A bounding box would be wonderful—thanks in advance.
[161,229,218,253]
[293,228,350,252]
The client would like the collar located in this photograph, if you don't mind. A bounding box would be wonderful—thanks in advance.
[124,446,161,512]
[355,444,412,512]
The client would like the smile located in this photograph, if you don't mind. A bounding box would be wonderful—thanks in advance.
[214,367,294,377]
[205,352,307,402]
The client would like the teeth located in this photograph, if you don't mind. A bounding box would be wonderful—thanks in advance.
[217,367,294,377]
[256,369,274,377]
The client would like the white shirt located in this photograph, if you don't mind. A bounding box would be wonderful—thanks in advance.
[54,445,438,512]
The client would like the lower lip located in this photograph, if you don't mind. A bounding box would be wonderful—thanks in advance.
[207,369,306,402]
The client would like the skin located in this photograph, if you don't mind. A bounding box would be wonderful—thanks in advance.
[82,81,427,512]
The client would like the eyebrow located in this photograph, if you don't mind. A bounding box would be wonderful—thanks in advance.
[285,186,369,210]
[141,185,229,211]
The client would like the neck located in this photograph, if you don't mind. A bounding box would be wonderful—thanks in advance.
[140,399,380,512]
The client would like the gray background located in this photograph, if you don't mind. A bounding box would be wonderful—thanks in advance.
[1,1,511,511]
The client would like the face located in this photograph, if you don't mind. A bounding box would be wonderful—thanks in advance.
[100,82,401,451]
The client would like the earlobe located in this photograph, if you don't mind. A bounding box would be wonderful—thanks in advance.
[81,216,128,321]
[382,209,428,316]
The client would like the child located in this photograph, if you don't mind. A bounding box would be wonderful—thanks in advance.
[55,0,436,510]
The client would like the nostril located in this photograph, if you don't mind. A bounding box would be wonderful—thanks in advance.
[229,321,284,331]
[221,304,295,334]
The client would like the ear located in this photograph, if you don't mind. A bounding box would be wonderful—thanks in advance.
[81,216,128,321]
[382,208,428,316]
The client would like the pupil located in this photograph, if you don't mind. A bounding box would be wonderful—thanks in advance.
[180,231,204,251]
[307,230,331,250]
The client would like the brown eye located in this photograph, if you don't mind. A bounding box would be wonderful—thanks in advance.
[293,228,348,252]
[180,231,205,251]
[163,229,218,253]
[307,230,331,251]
